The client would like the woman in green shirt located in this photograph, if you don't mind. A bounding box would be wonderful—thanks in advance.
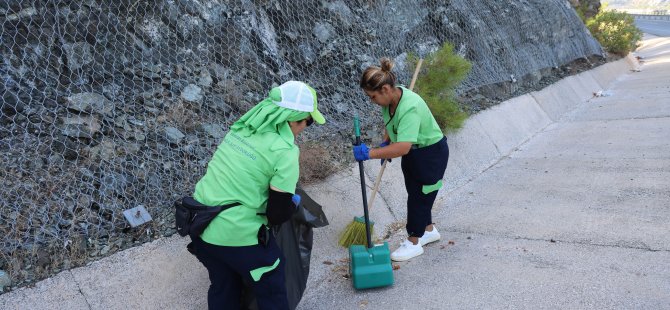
[353,58,450,262]
[192,81,325,309]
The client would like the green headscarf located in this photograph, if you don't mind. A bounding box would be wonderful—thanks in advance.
[231,96,309,147]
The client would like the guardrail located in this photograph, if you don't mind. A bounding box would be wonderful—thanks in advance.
[632,14,670,21]
[621,9,667,15]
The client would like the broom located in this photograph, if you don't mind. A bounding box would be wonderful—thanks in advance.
[338,59,424,247]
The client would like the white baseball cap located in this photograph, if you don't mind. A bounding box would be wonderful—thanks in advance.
[271,81,325,124]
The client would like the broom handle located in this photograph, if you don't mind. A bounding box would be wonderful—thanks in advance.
[409,58,423,90]
[367,161,386,209]
[367,58,424,209]
[354,116,373,249]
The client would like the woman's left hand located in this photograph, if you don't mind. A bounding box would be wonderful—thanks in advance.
[291,194,301,207]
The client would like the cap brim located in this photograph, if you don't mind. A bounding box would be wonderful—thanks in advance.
[310,109,326,124]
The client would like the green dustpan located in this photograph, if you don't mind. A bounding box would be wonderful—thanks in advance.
[348,115,394,289]
[349,242,393,289]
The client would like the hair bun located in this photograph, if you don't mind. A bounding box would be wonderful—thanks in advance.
[380,57,394,72]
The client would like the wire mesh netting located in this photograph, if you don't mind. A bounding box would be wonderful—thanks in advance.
[0,0,602,290]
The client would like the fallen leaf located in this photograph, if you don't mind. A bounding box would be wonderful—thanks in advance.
[392,264,400,270]
[323,261,333,265]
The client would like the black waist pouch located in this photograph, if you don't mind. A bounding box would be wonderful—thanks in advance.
[175,196,241,238]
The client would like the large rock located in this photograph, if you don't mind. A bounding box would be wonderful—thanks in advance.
[136,18,167,46]
[200,123,226,140]
[165,127,185,144]
[181,84,203,103]
[62,42,93,71]
[89,140,117,162]
[325,0,355,27]
[99,171,130,197]
[5,6,38,21]
[197,70,213,88]
[66,93,114,116]
[313,22,335,44]
[61,116,101,139]
[206,94,232,113]
[138,64,163,79]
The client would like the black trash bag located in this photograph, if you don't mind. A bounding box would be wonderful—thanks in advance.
[241,187,328,310]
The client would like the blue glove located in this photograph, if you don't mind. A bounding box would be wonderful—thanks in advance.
[291,194,301,207]
[353,143,370,161]
[379,140,392,165]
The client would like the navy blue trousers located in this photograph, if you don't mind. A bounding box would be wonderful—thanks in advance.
[400,137,449,237]
[193,233,289,310]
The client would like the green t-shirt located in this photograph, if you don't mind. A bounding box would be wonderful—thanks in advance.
[193,128,299,246]
[382,86,444,148]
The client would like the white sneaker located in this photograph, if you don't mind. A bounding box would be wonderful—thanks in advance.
[390,240,424,261]
[419,227,441,246]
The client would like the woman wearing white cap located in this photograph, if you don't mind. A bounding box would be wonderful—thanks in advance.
[190,81,325,309]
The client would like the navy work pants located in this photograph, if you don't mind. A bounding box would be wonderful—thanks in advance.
[193,233,289,310]
[400,137,449,237]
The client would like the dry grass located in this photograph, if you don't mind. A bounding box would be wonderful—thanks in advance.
[298,142,339,184]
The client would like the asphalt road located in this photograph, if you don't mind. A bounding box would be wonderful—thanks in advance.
[636,19,670,37]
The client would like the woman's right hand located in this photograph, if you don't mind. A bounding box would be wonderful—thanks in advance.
[379,140,392,165]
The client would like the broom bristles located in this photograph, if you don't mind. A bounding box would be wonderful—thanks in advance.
[338,218,375,248]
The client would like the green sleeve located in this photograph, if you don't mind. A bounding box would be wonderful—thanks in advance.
[396,106,420,144]
[269,148,299,194]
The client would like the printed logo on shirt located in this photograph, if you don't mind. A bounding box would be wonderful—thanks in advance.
[225,132,257,160]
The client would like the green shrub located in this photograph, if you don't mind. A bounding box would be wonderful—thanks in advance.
[409,42,471,133]
[586,10,642,55]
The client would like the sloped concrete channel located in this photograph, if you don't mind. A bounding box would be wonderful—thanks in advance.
[2,36,669,309]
